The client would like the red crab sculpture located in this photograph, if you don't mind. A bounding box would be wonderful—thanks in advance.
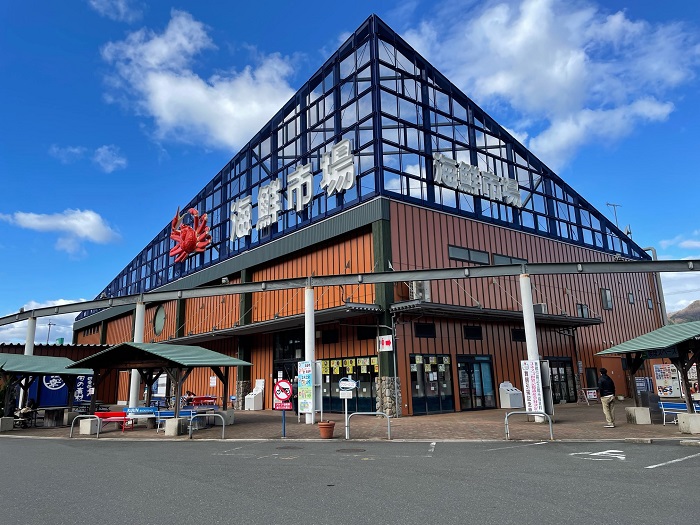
[169,207,212,263]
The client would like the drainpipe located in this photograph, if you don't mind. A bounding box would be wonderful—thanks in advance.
[643,247,668,326]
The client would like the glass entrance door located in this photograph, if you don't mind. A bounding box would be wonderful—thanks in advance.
[457,356,496,410]
[410,355,454,415]
[547,358,576,403]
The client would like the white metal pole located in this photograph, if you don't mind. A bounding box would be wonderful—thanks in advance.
[519,274,544,422]
[129,300,146,408]
[304,285,315,424]
[19,317,37,407]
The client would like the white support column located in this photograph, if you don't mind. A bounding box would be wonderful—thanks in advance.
[19,317,37,407]
[129,300,146,408]
[304,285,315,424]
[520,274,544,422]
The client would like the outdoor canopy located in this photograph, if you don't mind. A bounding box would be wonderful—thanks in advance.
[0,353,94,415]
[596,321,700,412]
[67,342,252,416]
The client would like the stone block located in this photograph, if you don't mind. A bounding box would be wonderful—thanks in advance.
[678,413,700,434]
[79,418,99,435]
[0,416,14,432]
[625,407,651,425]
[64,411,79,426]
[164,417,187,436]
[214,409,235,426]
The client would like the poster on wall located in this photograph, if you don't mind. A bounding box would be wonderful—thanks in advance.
[653,364,681,397]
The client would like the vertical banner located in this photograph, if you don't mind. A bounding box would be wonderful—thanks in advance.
[520,360,544,413]
[298,360,313,414]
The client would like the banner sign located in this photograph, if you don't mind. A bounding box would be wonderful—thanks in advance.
[520,360,544,413]
[298,361,313,414]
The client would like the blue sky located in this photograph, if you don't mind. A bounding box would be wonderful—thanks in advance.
[2,0,700,344]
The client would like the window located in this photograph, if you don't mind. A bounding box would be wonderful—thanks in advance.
[576,303,589,318]
[357,326,377,340]
[647,298,654,309]
[628,292,635,304]
[600,288,613,310]
[448,245,490,265]
[493,254,528,265]
[321,329,339,344]
[511,328,526,342]
[414,322,436,338]
[463,325,483,340]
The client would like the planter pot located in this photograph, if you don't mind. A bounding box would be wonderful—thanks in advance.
[318,420,336,439]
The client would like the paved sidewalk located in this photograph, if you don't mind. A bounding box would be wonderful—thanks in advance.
[1,398,697,442]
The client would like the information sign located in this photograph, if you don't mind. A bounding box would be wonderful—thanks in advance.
[520,360,544,413]
[339,377,357,390]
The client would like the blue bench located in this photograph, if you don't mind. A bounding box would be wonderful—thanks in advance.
[155,409,197,433]
[659,401,700,425]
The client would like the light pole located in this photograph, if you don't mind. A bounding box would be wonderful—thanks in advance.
[46,321,56,344]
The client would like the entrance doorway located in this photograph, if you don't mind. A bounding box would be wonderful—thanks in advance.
[409,355,454,415]
[321,357,378,413]
[273,330,304,413]
[546,357,576,403]
[456,355,496,410]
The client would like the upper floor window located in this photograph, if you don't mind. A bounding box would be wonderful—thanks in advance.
[576,304,590,318]
[493,254,528,265]
[601,288,613,310]
[448,245,490,265]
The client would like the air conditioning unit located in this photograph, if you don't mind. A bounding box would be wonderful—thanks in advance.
[409,281,424,301]
[533,303,548,315]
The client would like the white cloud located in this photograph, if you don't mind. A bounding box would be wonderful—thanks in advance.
[679,240,700,249]
[93,144,128,172]
[0,299,86,344]
[48,144,87,164]
[661,272,700,313]
[0,209,120,254]
[88,0,142,23]
[402,0,700,170]
[100,10,296,151]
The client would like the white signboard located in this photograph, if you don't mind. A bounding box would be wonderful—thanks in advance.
[377,335,393,352]
[520,360,544,413]
[298,361,314,414]
[654,364,681,397]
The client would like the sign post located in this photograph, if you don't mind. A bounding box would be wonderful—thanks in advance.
[273,379,293,437]
[339,376,358,439]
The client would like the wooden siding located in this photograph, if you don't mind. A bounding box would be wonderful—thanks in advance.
[390,201,663,411]
[104,314,134,345]
[250,231,375,323]
[144,301,179,342]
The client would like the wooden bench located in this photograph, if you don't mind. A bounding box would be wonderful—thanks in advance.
[659,401,700,425]
[95,411,134,433]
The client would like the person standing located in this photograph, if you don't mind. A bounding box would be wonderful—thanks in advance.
[598,368,616,428]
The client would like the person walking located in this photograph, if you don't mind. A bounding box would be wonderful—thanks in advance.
[598,368,616,428]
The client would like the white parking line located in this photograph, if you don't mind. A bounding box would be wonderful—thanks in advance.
[486,442,548,452]
[645,451,700,469]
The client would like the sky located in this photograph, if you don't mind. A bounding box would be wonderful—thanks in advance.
[2,0,700,344]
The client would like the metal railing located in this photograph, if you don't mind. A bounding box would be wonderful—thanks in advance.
[189,412,225,439]
[504,411,553,440]
[346,411,391,440]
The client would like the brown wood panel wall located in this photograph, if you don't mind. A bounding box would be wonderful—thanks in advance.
[183,293,242,336]
[143,301,179,342]
[250,231,375,323]
[390,201,663,410]
[104,314,134,345]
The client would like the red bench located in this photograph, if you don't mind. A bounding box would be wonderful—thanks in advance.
[95,411,134,433]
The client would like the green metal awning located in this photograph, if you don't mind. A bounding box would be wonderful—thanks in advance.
[596,321,700,355]
[0,353,93,375]
[67,342,252,370]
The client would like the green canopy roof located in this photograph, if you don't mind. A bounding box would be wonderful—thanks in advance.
[596,321,700,355]
[67,342,252,370]
[0,353,93,375]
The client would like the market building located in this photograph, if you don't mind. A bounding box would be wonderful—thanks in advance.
[72,15,664,416]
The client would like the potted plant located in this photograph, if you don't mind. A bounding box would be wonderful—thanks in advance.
[318,420,335,439]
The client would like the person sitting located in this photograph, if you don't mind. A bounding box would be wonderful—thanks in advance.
[184,390,196,406]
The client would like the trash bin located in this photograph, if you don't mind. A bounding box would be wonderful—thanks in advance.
[499,381,524,409]
[244,379,264,411]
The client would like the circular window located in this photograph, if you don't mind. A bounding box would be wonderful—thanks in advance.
[153,305,166,336]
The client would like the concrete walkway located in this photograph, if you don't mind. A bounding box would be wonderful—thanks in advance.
[1,398,697,442]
